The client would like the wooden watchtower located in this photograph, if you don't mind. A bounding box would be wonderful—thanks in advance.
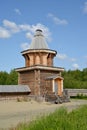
[16,29,64,97]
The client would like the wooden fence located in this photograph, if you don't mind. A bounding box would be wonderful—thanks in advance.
[64,89,87,97]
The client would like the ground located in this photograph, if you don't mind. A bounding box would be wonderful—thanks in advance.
[0,99,87,129]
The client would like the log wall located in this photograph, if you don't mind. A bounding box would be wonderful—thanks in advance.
[18,70,35,95]
[18,69,61,96]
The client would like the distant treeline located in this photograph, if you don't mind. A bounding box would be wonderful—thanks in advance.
[0,68,87,89]
[0,69,18,85]
[62,68,87,89]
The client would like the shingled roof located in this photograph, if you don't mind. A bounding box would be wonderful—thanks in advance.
[0,85,31,93]
[29,29,48,49]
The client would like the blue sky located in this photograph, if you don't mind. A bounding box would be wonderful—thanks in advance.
[0,0,87,72]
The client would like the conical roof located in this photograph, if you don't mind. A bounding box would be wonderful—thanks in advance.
[29,29,48,49]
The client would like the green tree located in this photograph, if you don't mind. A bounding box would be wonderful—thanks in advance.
[0,71,9,85]
[62,68,87,89]
[6,69,18,85]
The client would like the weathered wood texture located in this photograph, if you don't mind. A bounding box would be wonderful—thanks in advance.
[23,52,55,67]
[40,70,61,95]
[18,69,61,96]
[65,89,87,97]
[18,70,35,95]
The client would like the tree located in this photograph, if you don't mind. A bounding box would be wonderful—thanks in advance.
[0,71,9,85]
[62,68,87,89]
[6,69,18,85]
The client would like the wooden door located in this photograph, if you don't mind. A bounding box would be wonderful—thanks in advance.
[54,81,58,95]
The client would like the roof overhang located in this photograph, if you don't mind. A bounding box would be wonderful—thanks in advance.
[45,75,64,80]
[16,65,64,72]
[0,85,31,93]
[21,49,57,55]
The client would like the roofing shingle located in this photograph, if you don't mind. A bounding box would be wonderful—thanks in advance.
[29,29,48,49]
[45,75,64,80]
[0,85,31,93]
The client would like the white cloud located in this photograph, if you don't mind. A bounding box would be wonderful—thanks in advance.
[0,19,51,41]
[72,63,79,70]
[3,19,20,33]
[30,23,52,41]
[14,8,21,15]
[48,13,68,25]
[57,53,67,60]
[21,43,30,50]
[0,27,11,38]
[83,2,87,14]
[70,58,77,62]
[26,32,33,40]
[19,24,31,31]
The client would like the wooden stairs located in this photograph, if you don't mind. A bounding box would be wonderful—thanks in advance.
[45,91,70,104]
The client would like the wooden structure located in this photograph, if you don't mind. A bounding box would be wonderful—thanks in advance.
[0,85,30,97]
[16,29,64,98]
[65,89,87,97]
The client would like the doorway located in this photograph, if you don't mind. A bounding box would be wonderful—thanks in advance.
[54,81,58,95]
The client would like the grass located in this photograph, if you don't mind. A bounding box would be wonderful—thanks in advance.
[11,105,87,130]
[16,96,30,102]
[71,93,87,99]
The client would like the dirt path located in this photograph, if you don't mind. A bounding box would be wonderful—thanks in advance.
[0,99,87,130]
